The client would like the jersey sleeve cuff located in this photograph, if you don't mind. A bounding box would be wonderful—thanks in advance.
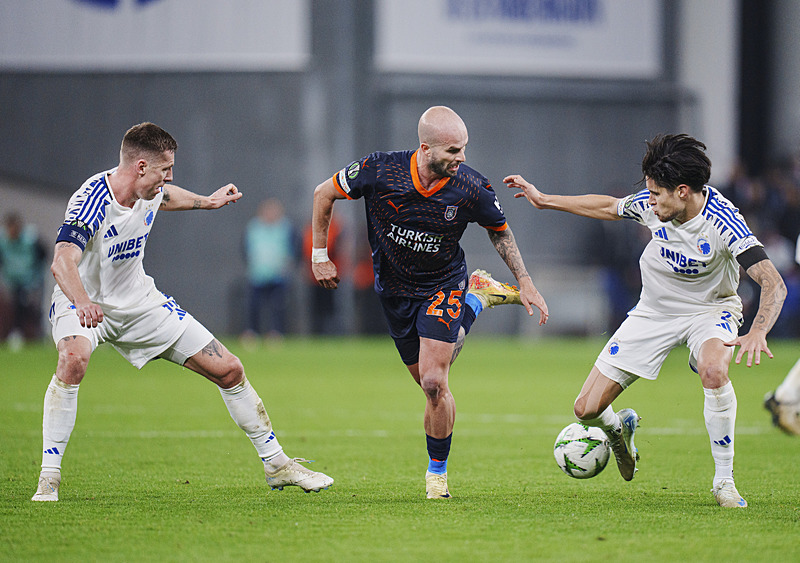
[482,221,509,232]
[332,172,354,200]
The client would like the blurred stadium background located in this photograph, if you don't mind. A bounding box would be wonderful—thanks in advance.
[1,0,798,339]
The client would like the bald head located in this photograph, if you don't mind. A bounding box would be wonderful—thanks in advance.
[416,106,469,181]
[418,106,468,147]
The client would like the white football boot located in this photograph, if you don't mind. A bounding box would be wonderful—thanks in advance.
[605,408,640,481]
[764,391,800,436]
[31,471,61,502]
[265,458,333,492]
[425,471,451,499]
[712,480,748,508]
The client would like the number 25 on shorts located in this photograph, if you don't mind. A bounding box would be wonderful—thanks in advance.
[426,290,463,321]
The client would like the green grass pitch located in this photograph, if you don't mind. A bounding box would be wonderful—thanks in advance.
[1,337,799,561]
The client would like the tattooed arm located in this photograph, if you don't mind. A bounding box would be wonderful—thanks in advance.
[487,228,549,325]
[160,184,242,211]
[725,258,787,367]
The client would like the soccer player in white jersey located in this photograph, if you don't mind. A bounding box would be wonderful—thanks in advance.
[504,134,787,508]
[31,122,333,502]
[763,232,800,435]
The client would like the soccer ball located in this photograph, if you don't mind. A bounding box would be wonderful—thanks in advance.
[553,422,610,479]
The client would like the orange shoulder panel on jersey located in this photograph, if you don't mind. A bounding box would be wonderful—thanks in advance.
[484,221,509,232]
[332,171,355,200]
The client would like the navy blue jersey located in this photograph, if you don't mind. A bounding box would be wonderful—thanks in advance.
[332,149,508,298]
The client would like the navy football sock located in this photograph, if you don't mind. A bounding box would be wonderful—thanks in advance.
[426,433,452,474]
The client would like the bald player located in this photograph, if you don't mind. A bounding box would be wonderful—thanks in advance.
[311,106,549,499]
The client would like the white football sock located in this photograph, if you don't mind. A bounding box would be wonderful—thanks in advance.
[577,405,621,436]
[218,377,284,462]
[775,358,800,404]
[703,382,736,486]
[41,374,80,474]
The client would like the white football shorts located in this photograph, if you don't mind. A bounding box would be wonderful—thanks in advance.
[50,292,213,369]
[595,307,742,388]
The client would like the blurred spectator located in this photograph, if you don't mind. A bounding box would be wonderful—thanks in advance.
[353,235,384,334]
[0,212,47,346]
[777,177,800,244]
[719,159,770,232]
[241,199,299,342]
[303,216,344,335]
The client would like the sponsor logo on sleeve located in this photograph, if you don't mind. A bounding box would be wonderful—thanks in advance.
[337,169,351,194]
[493,196,503,213]
[71,230,87,247]
[346,161,360,180]
[736,235,758,253]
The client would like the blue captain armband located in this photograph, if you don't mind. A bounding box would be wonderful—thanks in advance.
[55,220,91,251]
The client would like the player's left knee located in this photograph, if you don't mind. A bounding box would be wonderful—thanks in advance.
[699,363,729,388]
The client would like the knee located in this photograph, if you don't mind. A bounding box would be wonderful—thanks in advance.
[217,355,245,389]
[420,373,445,401]
[699,363,729,389]
[573,395,596,421]
[57,350,89,384]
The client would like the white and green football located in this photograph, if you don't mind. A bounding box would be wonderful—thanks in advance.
[553,422,610,479]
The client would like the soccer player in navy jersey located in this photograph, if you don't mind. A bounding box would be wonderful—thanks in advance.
[506,134,786,508]
[311,106,549,498]
[32,123,333,502]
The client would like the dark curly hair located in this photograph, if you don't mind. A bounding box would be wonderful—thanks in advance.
[640,133,711,192]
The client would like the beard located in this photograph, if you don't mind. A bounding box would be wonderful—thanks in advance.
[428,158,458,178]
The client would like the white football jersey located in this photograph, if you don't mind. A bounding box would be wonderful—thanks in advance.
[618,186,761,317]
[53,170,167,312]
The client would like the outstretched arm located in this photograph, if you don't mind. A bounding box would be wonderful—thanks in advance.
[311,177,346,289]
[503,174,621,221]
[725,258,787,367]
[51,241,104,328]
[160,184,242,211]
[486,227,549,325]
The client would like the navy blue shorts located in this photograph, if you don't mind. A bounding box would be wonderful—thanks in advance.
[379,282,467,366]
